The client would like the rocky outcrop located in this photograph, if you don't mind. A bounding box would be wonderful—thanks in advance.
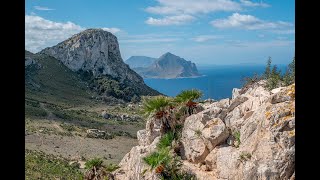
[40,29,160,100]
[113,82,295,180]
[132,52,201,79]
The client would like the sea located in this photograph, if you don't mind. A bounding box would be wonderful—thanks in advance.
[144,64,287,101]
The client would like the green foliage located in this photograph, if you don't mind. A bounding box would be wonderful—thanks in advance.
[25,150,83,180]
[265,70,281,90]
[283,57,295,86]
[105,163,120,172]
[241,73,262,88]
[85,158,103,169]
[264,56,272,79]
[160,156,197,180]
[263,57,282,90]
[141,96,172,117]
[173,125,183,140]
[143,148,172,169]
[175,89,203,104]
[157,131,175,150]
[233,131,241,145]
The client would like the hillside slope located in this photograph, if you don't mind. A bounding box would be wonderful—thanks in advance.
[25,50,95,107]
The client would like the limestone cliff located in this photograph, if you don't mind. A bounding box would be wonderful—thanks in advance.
[113,81,295,180]
[40,29,160,101]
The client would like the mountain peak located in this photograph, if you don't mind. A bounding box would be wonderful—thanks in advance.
[162,52,176,57]
[39,29,160,100]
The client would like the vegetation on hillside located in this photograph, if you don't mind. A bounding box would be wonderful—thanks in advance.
[25,150,83,180]
[84,158,119,180]
[242,56,295,91]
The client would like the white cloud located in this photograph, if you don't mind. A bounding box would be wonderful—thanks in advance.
[146,0,241,15]
[34,6,55,11]
[211,13,293,30]
[145,14,195,26]
[240,0,270,8]
[101,27,121,34]
[192,35,222,42]
[121,38,179,43]
[25,15,121,53]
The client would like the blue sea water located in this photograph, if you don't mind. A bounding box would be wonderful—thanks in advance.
[144,64,287,100]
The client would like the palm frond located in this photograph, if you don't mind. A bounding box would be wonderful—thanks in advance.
[141,96,173,117]
[175,89,203,104]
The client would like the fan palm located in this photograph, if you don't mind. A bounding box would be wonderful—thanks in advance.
[141,96,174,132]
[175,89,203,115]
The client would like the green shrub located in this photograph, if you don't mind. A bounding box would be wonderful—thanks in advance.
[85,158,103,169]
[157,131,175,150]
[105,163,120,172]
[175,89,203,104]
[143,148,171,170]
[141,96,173,117]
[233,131,241,144]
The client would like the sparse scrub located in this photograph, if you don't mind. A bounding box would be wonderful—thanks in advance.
[233,131,241,147]
[239,152,252,162]
[85,158,103,169]
[143,148,172,170]
[25,150,83,179]
[157,131,175,150]
[105,163,120,172]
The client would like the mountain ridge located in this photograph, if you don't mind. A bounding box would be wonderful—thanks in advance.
[127,52,201,79]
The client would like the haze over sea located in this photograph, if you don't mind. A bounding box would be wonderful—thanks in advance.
[144,64,287,100]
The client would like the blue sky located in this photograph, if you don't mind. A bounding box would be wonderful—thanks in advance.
[25,0,295,65]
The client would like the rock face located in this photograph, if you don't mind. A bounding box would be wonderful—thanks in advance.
[40,29,160,100]
[132,52,201,79]
[113,82,295,180]
[125,56,157,68]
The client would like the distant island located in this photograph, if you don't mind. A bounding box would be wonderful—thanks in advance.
[125,52,201,79]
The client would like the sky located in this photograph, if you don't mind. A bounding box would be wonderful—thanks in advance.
[25,0,295,65]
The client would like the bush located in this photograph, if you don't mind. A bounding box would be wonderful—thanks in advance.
[157,131,175,150]
[84,158,103,169]
[233,130,241,146]
[105,163,120,172]
[143,148,172,170]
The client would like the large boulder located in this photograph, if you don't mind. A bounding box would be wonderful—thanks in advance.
[181,114,229,163]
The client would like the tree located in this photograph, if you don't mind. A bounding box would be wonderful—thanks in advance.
[175,89,203,115]
[283,56,295,86]
[264,56,272,79]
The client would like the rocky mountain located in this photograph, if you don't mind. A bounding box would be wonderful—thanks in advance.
[132,52,201,79]
[125,56,156,68]
[112,81,295,180]
[40,29,160,101]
